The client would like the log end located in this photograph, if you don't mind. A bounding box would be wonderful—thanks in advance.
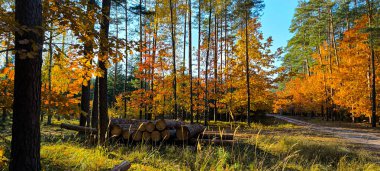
[155,119,166,131]
[145,122,155,132]
[142,132,151,141]
[151,131,161,142]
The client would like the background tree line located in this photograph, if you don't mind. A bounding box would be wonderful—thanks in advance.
[274,0,380,126]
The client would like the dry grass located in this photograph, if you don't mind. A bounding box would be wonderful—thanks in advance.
[1,116,380,171]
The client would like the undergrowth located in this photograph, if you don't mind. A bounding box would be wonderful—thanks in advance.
[1,116,380,171]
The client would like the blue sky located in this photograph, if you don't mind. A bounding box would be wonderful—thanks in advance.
[261,0,298,66]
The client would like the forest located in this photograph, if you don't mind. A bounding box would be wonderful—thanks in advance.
[0,0,379,170]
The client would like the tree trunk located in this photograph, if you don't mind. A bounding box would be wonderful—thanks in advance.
[10,0,43,170]
[245,11,251,126]
[124,0,128,119]
[366,0,376,127]
[196,0,201,123]
[189,0,193,124]
[91,77,99,129]
[213,15,218,122]
[182,0,188,121]
[169,0,178,119]
[47,25,53,125]
[81,0,96,128]
[139,0,143,120]
[204,0,212,126]
[98,0,111,145]
[114,8,119,106]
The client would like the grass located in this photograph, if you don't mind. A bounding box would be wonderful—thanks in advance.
[1,116,380,170]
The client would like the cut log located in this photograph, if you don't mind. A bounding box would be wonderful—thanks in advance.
[176,124,205,140]
[137,122,146,132]
[145,121,155,132]
[161,129,176,140]
[110,124,133,137]
[60,123,97,134]
[151,131,161,142]
[192,138,237,145]
[121,127,139,140]
[155,119,182,131]
[199,133,234,140]
[131,131,142,141]
[142,132,151,141]
[111,161,131,171]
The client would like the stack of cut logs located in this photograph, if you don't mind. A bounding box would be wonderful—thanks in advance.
[60,118,236,145]
[108,118,236,145]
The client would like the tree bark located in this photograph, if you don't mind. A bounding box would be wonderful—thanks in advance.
[98,0,111,145]
[91,77,99,129]
[124,0,128,118]
[81,0,96,128]
[204,0,212,126]
[196,0,201,123]
[366,0,376,127]
[10,0,43,170]
[169,0,178,119]
[245,11,251,126]
[213,14,218,122]
[189,0,193,124]
[47,26,53,125]
[114,8,119,106]
[139,0,143,120]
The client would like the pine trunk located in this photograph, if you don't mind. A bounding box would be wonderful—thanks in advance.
[10,0,43,169]
[169,0,178,119]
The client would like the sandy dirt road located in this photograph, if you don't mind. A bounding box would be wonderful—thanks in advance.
[267,114,380,149]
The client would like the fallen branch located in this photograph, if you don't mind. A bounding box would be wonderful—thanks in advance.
[60,123,97,134]
[111,161,131,171]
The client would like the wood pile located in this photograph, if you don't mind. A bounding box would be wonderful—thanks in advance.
[110,119,185,142]
[61,118,237,146]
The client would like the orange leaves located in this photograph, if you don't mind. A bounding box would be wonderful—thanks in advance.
[275,17,378,118]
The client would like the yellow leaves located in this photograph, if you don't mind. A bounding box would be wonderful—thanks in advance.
[0,147,8,168]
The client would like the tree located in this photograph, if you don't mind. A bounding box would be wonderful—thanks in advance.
[98,0,111,145]
[124,0,128,118]
[10,0,43,170]
[189,0,193,123]
[169,0,178,119]
[234,0,264,125]
[204,0,212,126]
[80,0,96,127]
[366,0,376,127]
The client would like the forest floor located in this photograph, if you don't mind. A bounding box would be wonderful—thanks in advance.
[1,116,380,170]
[268,114,380,149]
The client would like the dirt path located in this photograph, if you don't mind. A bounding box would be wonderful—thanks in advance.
[267,114,380,148]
